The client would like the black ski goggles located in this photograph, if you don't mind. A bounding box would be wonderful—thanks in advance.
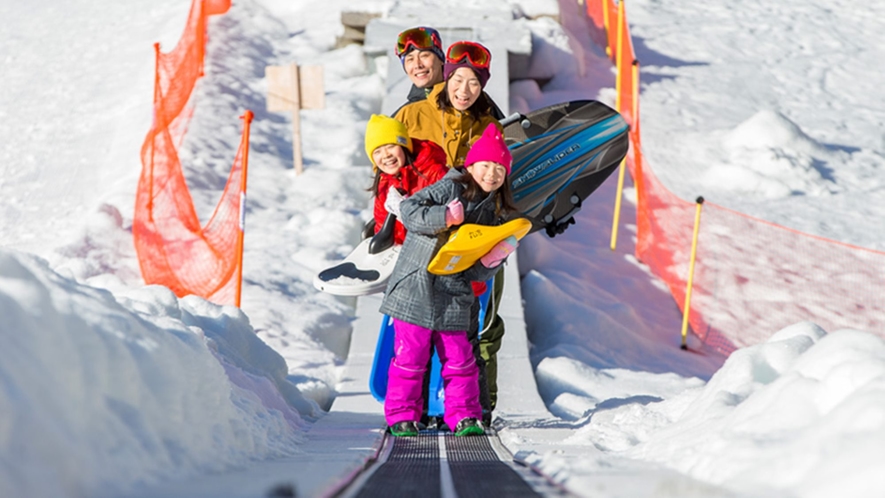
[445,41,491,69]
[395,27,442,57]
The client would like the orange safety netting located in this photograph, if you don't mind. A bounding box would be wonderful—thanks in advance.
[586,0,885,354]
[133,0,253,307]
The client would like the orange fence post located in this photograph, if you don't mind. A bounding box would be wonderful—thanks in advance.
[680,196,705,350]
[584,0,608,48]
[602,0,611,57]
[630,59,640,139]
[610,0,630,251]
[629,59,646,225]
[235,110,253,308]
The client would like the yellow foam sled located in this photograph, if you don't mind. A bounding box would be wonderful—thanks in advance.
[427,218,532,275]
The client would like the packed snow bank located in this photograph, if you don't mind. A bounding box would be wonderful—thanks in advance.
[508,11,615,115]
[0,250,316,498]
[564,322,885,497]
[516,176,724,421]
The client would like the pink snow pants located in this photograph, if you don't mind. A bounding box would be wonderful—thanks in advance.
[385,319,481,430]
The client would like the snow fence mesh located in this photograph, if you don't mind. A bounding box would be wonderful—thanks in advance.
[587,0,885,354]
[133,0,246,306]
[633,153,885,355]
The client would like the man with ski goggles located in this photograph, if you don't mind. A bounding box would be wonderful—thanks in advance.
[394,27,446,110]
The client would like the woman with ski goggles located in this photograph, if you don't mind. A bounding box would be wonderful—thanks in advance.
[394,40,499,168]
[445,41,491,69]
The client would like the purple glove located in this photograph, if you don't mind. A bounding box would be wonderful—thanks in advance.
[481,235,518,268]
[445,199,464,227]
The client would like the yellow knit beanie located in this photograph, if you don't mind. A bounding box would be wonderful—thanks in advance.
[365,114,412,167]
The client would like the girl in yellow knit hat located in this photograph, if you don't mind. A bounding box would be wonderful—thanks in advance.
[365,114,448,244]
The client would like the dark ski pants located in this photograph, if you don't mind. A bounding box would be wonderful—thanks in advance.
[468,296,493,420]
[479,267,506,411]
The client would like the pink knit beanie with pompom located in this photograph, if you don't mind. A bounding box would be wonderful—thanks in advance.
[464,123,511,173]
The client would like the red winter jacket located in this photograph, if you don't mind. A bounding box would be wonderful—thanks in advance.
[374,138,448,245]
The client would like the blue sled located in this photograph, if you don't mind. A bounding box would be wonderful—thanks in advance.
[369,281,492,417]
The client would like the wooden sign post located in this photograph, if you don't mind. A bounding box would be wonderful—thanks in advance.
[266,64,325,175]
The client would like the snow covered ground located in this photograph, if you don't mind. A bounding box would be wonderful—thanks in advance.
[1,0,884,497]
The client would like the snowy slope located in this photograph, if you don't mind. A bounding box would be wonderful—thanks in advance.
[628,0,885,249]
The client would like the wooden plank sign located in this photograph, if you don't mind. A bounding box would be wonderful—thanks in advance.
[266,64,325,174]
[298,66,325,109]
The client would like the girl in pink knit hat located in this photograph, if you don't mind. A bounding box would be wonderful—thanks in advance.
[460,122,520,271]
[379,122,518,437]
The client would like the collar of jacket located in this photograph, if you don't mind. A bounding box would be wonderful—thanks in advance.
[427,81,447,104]
[466,188,495,212]
[406,83,428,104]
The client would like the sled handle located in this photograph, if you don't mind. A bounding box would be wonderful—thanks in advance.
[500,112,530,129]
[368,213,396,254]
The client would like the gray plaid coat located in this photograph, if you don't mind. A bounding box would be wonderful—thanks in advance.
[379,168,504,331]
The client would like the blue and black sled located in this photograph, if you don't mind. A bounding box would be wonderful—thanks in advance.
[505,100,630,236]
[369,100,629,417]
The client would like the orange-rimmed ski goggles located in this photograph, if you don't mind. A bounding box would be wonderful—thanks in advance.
[395,27,442,57]
[445,41,491,69]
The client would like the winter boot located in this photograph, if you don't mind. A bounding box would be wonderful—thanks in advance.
[390,421,419,437]
[423,416,441,431]
[454,418,484,437]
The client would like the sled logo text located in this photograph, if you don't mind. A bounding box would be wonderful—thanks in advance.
[512,143,581,189]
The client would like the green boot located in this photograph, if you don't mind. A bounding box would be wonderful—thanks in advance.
[390,421,419,437]
[454,418,484,437]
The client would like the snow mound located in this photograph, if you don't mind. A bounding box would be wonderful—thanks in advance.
[535,355,703,421]
[700,110,838,198]
[0,250,315,498]
[723,109,826,154]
